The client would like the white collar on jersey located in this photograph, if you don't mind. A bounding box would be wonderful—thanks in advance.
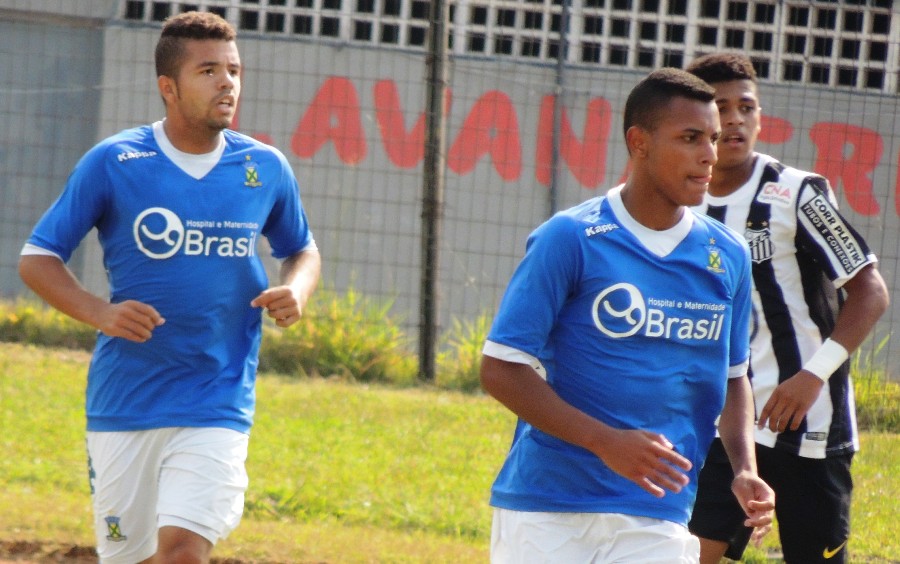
[606,184,694,258]
[152,120,226,180]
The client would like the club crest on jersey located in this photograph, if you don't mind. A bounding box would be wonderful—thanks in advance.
[706,238,725,273]
[243,155,262,188]
[756,181,792,206]
[105,516,128,542]
[745,226,774,264]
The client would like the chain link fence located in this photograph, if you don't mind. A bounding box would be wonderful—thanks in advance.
[1,0,899,379]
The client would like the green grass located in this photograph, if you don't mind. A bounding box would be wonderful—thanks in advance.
[3,296,899,433]
[1,342,899,563]
[259,287,418,385]
[0,342,505,562]
[852,335,900,433]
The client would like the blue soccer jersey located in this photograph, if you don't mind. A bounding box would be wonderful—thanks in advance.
[485,187,751,526]
[26,123,314,434]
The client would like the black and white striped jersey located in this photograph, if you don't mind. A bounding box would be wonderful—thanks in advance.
[695,153,877,459]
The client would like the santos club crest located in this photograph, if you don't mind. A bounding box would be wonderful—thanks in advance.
[746,226,774,264]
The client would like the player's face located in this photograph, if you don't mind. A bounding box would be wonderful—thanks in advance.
[710,79,761,171]
[169,39,242,134]
[642,97,720,208]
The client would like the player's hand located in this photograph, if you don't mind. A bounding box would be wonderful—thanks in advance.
[749,522,772,548]
[594,429,692,498]
[731,469,775,540]
[251,286,303,328]
[97,300,165,342]
[757,371,823,433]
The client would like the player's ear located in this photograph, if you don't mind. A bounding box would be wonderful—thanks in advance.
[158,75,177,105]
[625,125,648,158]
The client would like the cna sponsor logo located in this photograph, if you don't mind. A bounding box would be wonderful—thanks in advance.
[133,207,258,260]
[756,181,793,206]
[591,282,726,341]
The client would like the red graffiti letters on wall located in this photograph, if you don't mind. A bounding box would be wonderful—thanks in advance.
[291,77,367,164]
[535,95,612,188]
[446,90,522,181]
[810,123,882,216]
[237,76,892,217]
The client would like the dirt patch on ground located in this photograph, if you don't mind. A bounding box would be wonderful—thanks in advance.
[0,541,96,563]
[0,541,290,563]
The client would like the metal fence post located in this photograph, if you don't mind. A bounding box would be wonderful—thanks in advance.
[419,0,449,381]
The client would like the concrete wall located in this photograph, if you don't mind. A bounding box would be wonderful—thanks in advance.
[0,12,105,294]
[2,11,899,376]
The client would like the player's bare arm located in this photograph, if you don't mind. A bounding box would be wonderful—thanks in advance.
[251,248,321,328]
[480,355,692,498]
[718,375,775,534]
[758,264,889,432]
[18,254,164,343]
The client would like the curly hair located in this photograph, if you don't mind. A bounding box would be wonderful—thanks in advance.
[685,53,758,86]
[155,11,237,79]
[623,67,716,137]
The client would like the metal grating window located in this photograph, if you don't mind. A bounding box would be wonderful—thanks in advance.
[119,0,900,94]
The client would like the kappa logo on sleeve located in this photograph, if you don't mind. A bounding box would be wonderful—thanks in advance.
[117,150,158,162]
[584,223,619,237]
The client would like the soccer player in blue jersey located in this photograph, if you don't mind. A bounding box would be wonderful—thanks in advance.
[480,67,775,562]
[18,11,321,564]
[686,54,889,564]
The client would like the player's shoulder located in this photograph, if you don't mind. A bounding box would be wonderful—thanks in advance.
[537,195,613,239]
[551,195,613,227]
[224,129,288,162]
[79,124,157,167]
[757,153,828,196]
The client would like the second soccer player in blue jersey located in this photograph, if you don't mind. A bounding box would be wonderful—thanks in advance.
[481,68,775,562]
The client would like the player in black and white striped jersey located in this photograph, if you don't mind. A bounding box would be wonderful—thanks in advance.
[685,54,889,564]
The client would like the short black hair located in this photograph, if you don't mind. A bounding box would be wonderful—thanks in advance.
[155,11,237,79]
[685,53,758,86]
[623,67,716,137]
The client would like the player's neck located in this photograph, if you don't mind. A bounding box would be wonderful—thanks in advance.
[162,118,225,155]
[709,154,757,197]
[620,181,684,231]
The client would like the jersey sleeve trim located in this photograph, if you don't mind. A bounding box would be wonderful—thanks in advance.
[728,359,749,379]
[20,243,63,259]
[483,340,548,380]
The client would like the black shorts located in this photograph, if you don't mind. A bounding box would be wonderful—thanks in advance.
[689,439,854,563]
[688,438,753,561]
[756,443,853,564]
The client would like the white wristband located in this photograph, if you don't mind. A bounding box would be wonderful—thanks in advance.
[802,338,849,382]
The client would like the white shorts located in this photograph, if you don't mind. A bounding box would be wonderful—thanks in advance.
[491,508,700,563]
[86,427,249,564]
